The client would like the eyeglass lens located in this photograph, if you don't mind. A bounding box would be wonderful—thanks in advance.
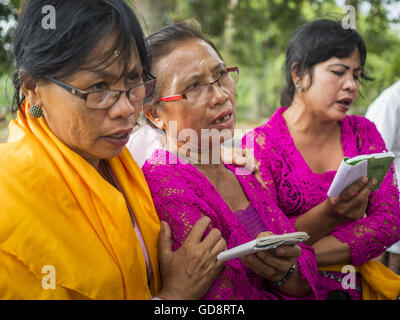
[186,70,238,102]
[86,80,155,109]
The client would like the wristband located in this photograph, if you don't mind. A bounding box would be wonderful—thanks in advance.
[272,264,297,287]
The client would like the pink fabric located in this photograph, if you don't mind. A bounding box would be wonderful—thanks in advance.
[143,150,319,300]
[233,204,267,239]
[243,106,400,299]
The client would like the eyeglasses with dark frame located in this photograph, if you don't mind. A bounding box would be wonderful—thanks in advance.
[157,66,239,103]
[47,77,157,110]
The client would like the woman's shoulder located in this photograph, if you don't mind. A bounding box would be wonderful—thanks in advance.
[343,114,382,140]
[343,114,387,153]
[142,149,201,192]
[344,113,377,130]
[0,128,56,183]
[255,107,286,134]
[143,149,189,173]
[242,107,287,149]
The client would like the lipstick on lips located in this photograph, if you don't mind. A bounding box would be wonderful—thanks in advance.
[336,97,353,112]
[211,109,233,125]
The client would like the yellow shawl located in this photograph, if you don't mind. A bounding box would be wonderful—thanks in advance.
[0,101,161,299]
[319,261,400,300]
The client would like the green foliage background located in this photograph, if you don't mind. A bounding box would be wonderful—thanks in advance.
[0,0,399,140]
[138,0,400,122]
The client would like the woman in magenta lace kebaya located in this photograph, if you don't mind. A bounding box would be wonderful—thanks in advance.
[243,20,400,300]
[141,23,320,300]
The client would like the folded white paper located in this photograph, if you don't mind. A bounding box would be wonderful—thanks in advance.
[217,232,309,262]
[327,151,395,197]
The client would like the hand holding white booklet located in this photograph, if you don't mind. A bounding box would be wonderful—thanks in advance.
[217,232,309,262]
[327,152,395,197]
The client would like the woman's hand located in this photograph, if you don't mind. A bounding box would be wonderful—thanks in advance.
[240,232,301,283]
[240,232,311,297]
[221,147,266,189]
[157,216,226,300]
[327,176,377,221]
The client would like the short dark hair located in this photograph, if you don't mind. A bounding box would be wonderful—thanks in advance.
[11,0,150,113]
[146,21,222,65]
[281,19,372,107]
[142,21,223,126]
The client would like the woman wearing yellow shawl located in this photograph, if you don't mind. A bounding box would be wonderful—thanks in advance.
[0,0,225,300]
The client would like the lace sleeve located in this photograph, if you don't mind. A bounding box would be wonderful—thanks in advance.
[330,118,400,266]
[143,162,261,299]
[241,131,319,299]
[143,159,317,299]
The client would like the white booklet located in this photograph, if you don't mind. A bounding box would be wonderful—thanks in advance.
[217,232,309,262]
[327,151,395,197]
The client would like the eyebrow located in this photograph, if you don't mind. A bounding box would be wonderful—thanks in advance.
[328,63,363,71]
[211,62,227,73]
[181,62,227,88]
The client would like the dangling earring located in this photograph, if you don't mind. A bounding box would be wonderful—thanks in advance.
[28,105,43,118]
[295,82,304,92]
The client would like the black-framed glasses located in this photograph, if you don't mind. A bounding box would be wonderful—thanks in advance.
[157,66,239,103]
[47,77,157,110]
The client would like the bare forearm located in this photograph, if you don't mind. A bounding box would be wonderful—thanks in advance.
[274,266,312,297]
[312,235,351,266]
[295,200,342,245]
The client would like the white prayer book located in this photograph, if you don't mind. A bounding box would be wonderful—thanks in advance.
[217,232,309,262]
[327,152,395,197]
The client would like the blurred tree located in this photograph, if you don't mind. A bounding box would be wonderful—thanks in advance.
[0,0,399,119]
[0,0,21,75]
[165,0,400,119]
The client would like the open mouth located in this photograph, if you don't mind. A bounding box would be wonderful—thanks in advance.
[336,98,353,108]
[212,113,232,125]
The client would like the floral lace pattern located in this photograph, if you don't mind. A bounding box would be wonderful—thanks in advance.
[143,150,319,300]
[243,106,400,299]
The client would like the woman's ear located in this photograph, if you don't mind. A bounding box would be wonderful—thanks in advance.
[20,71,43,106]
[291,62,311,92]
[143,104,165,130]
[290,62,304,88]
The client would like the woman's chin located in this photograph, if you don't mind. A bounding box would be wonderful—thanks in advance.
[94,147,125,162]
[326,108,348,122]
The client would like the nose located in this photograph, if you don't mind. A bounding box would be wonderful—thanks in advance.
[209,81,229,108]
[343,76,359,93]
[108,90,137,119]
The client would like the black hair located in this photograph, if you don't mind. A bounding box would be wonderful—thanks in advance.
[146,21,223,65]
[281,19,372,107]
[11,0,150,113]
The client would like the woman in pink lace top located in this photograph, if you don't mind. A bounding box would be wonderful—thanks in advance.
[141,23,319,300]
[243,20,400,300]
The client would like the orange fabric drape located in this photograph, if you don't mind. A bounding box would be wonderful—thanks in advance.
[319,260,400,300]
[0,100,161,299]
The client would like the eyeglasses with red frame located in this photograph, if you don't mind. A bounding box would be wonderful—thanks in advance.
[157,66,239,103]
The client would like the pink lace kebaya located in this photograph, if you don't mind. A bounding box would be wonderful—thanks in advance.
[243,106,400,300]
[143,150,319,300]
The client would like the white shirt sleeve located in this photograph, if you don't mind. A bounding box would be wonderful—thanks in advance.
[126,125,167,168]
[365,80,400,188]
